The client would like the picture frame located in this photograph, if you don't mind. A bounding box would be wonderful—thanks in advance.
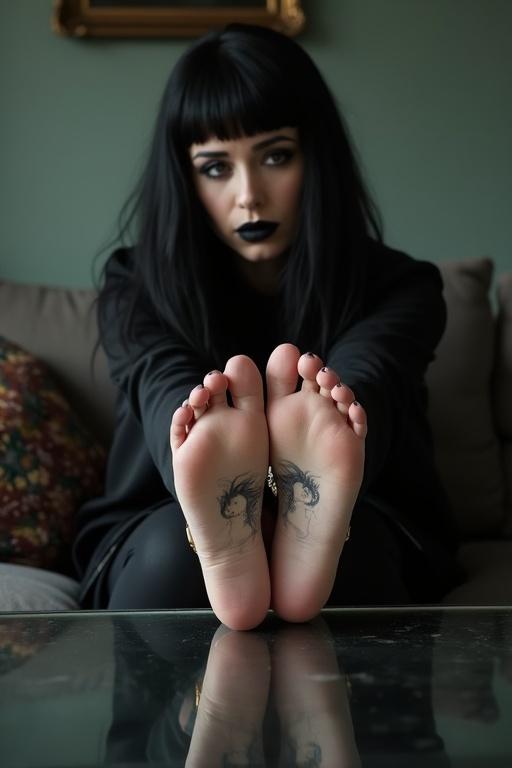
[52,0,305,39]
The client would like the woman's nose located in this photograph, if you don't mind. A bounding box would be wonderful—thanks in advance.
[236,169,263,210]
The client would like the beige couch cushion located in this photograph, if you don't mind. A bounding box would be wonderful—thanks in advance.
[426,258,505,537]
[495,273,512,534]
[0,280,115,447]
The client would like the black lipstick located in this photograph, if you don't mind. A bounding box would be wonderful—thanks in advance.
[235,221,279,243]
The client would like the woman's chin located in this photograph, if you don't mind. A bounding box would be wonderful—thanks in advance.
[235,243,288,263]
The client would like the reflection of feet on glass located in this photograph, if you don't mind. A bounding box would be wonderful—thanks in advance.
[185,624,270,767]
[272,619,361,768]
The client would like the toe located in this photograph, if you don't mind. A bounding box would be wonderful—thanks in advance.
[316,366,340,398]
[188,383,210,420]
[188,384,209,408]
[348,400,367,439]
[170,404,193,452]
[203,370,229,407]
[266,344,300,401]
[331,382,356,416]
[224,355,264,412]
[297,351,324,392]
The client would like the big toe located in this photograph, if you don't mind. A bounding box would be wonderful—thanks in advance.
[224,355,264,413]
[266,343,301,401]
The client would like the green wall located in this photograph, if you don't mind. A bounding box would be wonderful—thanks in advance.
[1,0,510,287]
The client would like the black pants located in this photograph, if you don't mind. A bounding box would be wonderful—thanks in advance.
[105,496,458,610]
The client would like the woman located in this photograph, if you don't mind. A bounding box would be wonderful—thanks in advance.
[73,23,462,629]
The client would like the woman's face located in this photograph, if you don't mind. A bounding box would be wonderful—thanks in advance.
[292,482,313,505]
[225,494,246,519]
[189,127,304,262]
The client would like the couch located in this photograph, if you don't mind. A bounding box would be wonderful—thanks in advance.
[0,256,511,610]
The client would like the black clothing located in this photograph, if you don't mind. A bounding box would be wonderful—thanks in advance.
[73,240,462,607]
[105,494,454,611]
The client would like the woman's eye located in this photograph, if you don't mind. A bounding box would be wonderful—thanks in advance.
[200,162,229,179]
[265,149,293,166]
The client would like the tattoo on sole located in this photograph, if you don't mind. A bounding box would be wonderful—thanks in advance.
[217,472,263,547]
[275,461,321,541]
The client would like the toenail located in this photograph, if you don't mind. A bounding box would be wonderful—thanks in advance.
[353,400,360,406]
[336,382,345,388]
[195,384,204,389]
[305,351,315,357]
[321,366,329,372]
[207,370,220,376]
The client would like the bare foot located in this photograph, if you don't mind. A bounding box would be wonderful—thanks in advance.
[170,356,270,630]
[266,344,367,622]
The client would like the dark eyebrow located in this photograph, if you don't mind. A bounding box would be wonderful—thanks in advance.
[252,134,297,151]
[191,134,296,161]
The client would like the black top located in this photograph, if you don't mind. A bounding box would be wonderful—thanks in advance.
[73,239,457,603]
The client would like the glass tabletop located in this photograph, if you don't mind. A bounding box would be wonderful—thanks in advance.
[0,606,511,767]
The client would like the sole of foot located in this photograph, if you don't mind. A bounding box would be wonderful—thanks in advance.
[266,344,367,623]
[170,355,270,630]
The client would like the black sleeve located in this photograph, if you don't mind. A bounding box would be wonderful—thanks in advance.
[326,244,446,492]
[99,249,210,498]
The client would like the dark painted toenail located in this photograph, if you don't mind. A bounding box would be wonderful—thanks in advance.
[336,382,345,388]
[353,400,359,406]
[321,366,329,372]
[207,370,220,376]
[306,351,315,357]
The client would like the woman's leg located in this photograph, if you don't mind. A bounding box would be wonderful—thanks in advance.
[327,499,463,606]
[326,501,411,606]
[105,498,435,611]
[107,502,209,609]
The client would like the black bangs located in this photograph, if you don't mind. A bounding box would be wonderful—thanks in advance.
[172,39,302,147]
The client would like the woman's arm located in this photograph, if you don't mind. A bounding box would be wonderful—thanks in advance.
[99,248,210,497]
[326,245,446,491]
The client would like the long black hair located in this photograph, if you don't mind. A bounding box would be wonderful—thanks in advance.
[100,23,382,367]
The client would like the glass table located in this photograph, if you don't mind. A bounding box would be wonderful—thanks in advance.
[0,607,511,767]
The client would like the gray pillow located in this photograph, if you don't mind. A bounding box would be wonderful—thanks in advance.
[0,564,80,611]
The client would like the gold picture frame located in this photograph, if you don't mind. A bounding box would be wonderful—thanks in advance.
[52,0,305,39]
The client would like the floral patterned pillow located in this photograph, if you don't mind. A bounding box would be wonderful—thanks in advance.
[0,337,106,571]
